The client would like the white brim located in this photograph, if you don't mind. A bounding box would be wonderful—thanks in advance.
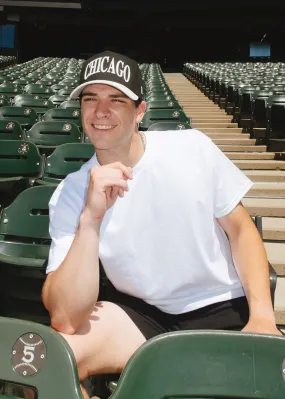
[69,80,139,101]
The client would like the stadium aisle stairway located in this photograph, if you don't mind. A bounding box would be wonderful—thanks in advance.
[164,73,285,328]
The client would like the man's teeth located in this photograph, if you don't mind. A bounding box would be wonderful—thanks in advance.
[93,125,115,130]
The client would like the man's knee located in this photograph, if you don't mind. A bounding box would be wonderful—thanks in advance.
[59,301,146,379]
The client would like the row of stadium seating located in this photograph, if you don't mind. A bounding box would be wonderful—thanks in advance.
[183,62,285,151]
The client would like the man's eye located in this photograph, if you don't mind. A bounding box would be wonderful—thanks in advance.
[113,99,124,103]
[84,97,96,102]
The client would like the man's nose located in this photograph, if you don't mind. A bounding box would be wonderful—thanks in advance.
[94,100,110,119]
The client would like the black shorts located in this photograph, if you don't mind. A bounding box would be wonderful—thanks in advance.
[104,281,250,340]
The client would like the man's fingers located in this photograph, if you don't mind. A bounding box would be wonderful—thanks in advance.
[103,162,133,180]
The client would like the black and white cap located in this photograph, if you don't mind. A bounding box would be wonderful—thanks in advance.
[70,51,143,101]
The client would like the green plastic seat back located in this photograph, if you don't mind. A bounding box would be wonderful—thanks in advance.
[111,331,285,399]
[140,109,190,130]
[48,94,68,106]
[0,120,24,140]
[146,94,176,102]
[14,94,44,103]
[24,84,54,96]
[58,87,73,96]
[146,100,181,110]
[42,108,82,127]
[59,100,80,109]
[147,121,190,131]
[0,106,38,129]
[0,96,10,107]
[14,98,54,115]
[0,186,56,323]
[0,140,42,177]
[43,143,94,181]
[0,86,20,96]
[0,317,84,399]
[26,121,82,146]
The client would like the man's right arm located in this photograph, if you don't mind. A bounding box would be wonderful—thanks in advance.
[42,162,132,335]
[42,210,101,335]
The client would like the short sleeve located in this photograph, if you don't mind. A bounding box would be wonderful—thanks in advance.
[210,141,254,218]
[46,177,86,274]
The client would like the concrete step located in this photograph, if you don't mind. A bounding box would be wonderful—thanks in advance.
[185,110,227,114]
[275,278,285,311]
[192,118,233,123]
[264,242,285,276]
[203,128,243,133]
[244,170,285,182]
[212,138,256,145]
[242,197,285,217]
[225,152,275,160]
[219,145,267,152]
[275,310,285,326]
[234,160,285,170]
[248,183,285,197]
[206,133,250,139]
[192,123,238,128]
[262,217,285,240]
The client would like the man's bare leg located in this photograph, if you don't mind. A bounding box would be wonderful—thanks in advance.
[60,301,146,382]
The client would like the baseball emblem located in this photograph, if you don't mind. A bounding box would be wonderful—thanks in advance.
[176,124,185,130]
[11,333,46,376]
[24,108,31,115]
[172,111,180,118]
[166,96,171,100]
[43,101,48,106]
[6,122,15,130]
[168,101,174,107]
[34,95,39,99]
[63,123,72,132]
[73,110,79,117]
[18,143,30,155]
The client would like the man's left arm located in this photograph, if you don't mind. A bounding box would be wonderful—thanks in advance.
[217,202,282,336]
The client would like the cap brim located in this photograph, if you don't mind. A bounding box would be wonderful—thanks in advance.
[69,80,139,101]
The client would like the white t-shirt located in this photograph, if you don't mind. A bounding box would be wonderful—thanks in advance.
[47,129,253,314]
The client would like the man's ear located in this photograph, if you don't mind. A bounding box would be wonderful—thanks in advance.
[136,100,147,125]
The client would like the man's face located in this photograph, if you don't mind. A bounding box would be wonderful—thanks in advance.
[81,84,145,150]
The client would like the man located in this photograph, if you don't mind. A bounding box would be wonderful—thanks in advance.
[42,50,281,389]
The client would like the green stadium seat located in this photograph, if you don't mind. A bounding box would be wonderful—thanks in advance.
[49,94,68,106]
[51,84,64,92]
[146,100,181,111]
[147,121,190,131]
[140,109,190,130]
[0,120,24,140]
[58,87,74,97]
[26,121,82,147]
[0,85,21,102]
[42,108,82,127]
[24,84,54,99]
[59,100,80,109]
[14,98,54,116]
[0,316,83,397]
[14,94,44,103]
[0,140,42,208]
[146,93,176,102]
[0,96,9,107]
[109,331,285,399]
[0,186,56,324]
[0,140,42,183]
[0,106,38,130]
[36,143,94,185]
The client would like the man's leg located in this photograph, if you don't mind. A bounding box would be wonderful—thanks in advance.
[59,301,146,381]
